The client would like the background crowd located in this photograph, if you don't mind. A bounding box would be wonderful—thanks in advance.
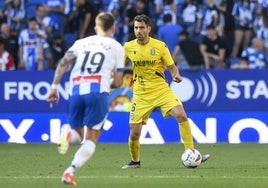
[0,0,267,71]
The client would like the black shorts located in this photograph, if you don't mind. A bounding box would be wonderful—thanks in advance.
[235,25,252,31]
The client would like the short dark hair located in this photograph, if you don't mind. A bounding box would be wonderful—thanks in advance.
[28,16,37,22]
[95,12,115,32]
[206,25,215,30]
[134,14,151,26]
[163,14,172,23]
[178,30,189,37]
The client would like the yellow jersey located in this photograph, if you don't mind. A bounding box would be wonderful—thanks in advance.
[124,37,174,95]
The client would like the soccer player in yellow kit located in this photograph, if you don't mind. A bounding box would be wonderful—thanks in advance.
[122,14,210,169]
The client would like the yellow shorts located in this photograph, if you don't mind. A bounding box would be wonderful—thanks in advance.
[129,87,182,125]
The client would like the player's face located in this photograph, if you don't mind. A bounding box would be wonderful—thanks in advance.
[134,21,151,44]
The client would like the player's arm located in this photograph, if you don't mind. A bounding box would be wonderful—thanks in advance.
[167,64,182,83]
[112,45,125,88]
[113,69,124,88]
[47,53,75,107]
[160,41,182,83]
[52,53,75,85]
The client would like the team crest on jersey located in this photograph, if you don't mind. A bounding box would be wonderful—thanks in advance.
[150,48,155,55]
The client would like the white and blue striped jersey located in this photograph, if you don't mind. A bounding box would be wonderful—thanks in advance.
[67,35,125,96]
[232,1,256,28]
[18,28,45,70]
[198,5,219,35]
[241,46,268,69]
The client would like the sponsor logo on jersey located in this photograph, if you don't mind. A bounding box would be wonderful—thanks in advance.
[72,75,101,85]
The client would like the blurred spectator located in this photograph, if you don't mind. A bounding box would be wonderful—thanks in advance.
[6,0,266,70]
[43,41,53,69]
[0,0,7,25]
[25,0,45,18]
[63,0,77,34]
[230,38,268,69]
[221,0,235,57]
[106,0,120,13]
[172,30,205,71]
[214,0,227,36]
[179,0,201,40]
[64,0,75,16]
[231,0,256,58]
[0,36,15,71]
[91,0,104,13]
[125,0,148,41]
[75,0,97,39]
[154,0,163,26]
[254,3,265,37]
[102,0,111,12]
[0,22,19,68]
[200,25,228,69]
[43,0,65,34]
[163,0,177,24]
[195,0,220,43]
[254,2,268,56]
[49,33,67,69]
[157,13,183,53]
[111,6,125,44]
[18,17,45,70]
[4,0,25,33]
[35,4,55,69]
[156,0,177,29]
[36,4,54,41]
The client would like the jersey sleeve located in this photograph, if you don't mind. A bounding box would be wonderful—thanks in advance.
[160,42,174,67]
[123,42,130,64]
[67,40,78,56]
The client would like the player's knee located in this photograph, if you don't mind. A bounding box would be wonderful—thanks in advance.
[175,114,188,123]
[130,131,140,140]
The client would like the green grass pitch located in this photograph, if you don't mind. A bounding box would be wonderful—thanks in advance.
[0,143,267,188]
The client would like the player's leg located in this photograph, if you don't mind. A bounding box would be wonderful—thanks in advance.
[161,90,210,163]
[57,125,82,155]
[158,89,194,150]
[168,105,210,163]
[168,105,194,149]
[122,123,143,169]
[58,95,84,155]
[61,93,108,185]
[122,98,151,169]
[62,128,101,185]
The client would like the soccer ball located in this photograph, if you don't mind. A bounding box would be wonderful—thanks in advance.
[181,149,202,168]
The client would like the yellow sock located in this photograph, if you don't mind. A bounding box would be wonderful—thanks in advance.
[179,120,194,149]
[129,138,140,161]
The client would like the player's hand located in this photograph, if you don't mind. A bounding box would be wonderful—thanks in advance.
[173,74,182,83]
[46,89,59,108]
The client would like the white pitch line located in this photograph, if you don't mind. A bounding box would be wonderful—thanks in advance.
[0,175,267,179]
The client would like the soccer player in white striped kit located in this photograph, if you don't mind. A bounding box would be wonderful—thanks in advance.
[46,12,125,185]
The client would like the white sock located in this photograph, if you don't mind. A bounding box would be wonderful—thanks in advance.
[64,140,96,174]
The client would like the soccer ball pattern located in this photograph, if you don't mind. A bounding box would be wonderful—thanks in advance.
[181,149,202,168]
